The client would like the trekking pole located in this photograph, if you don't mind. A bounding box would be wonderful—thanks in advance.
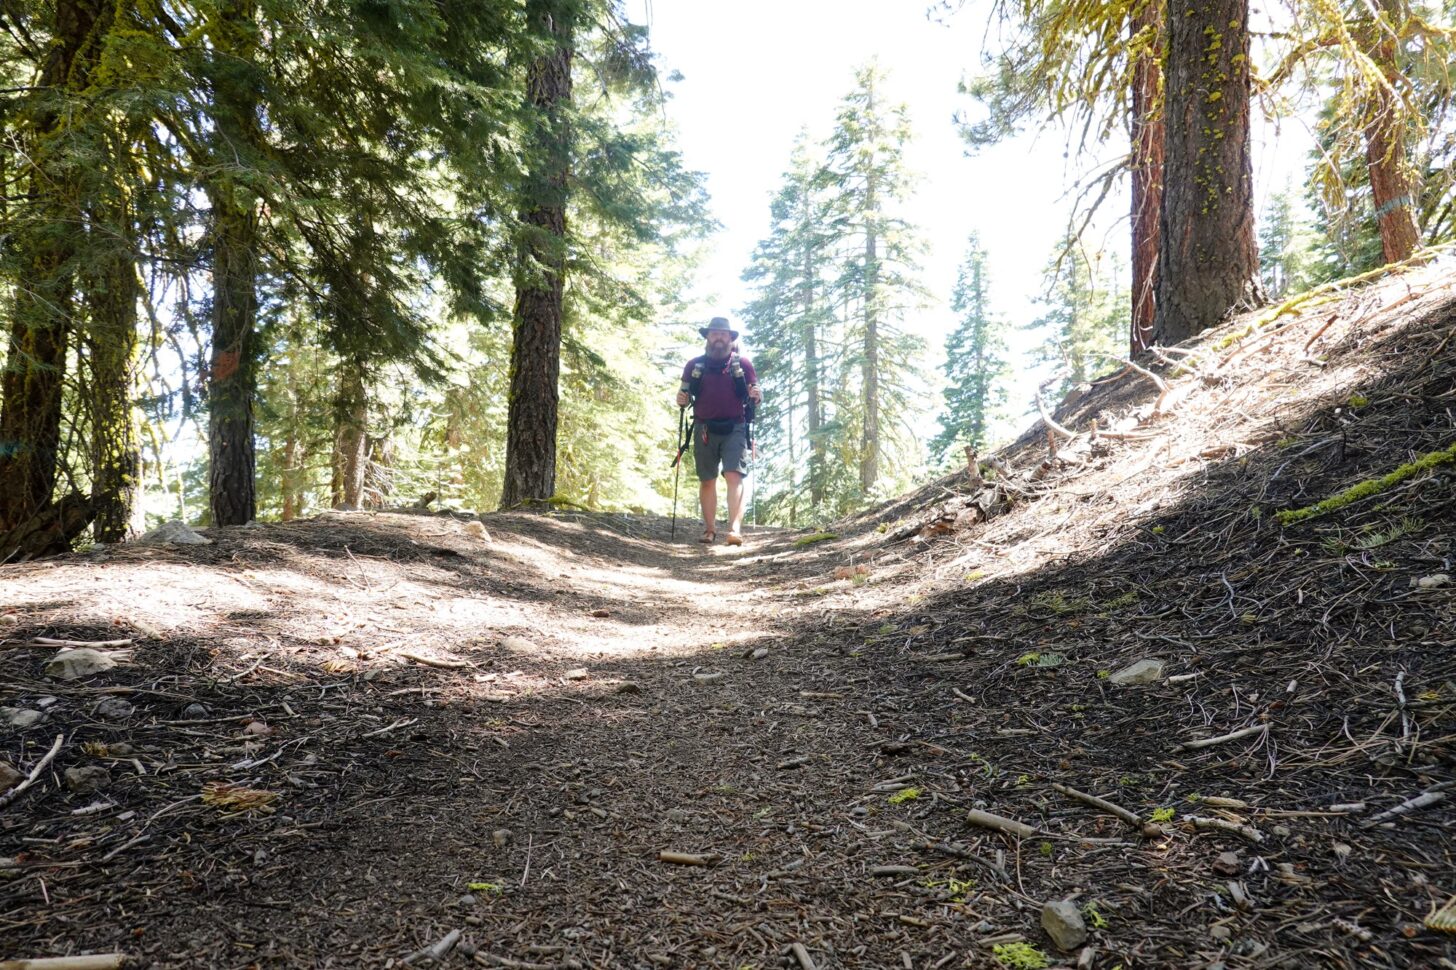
[670,407,687,539]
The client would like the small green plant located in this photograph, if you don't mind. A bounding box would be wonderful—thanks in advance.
[1083,901,1108,929]
[1069,704,1086,712]
[1276,436,1299,449]
[794,531,838,547]
[1039,841,1053,857]
[467,882,505,894]
[1097,670,1110,680]
[1353,516,1423,550]
[1016,774,1031,787]
[1150,807,1175,824]
[876,522,889,534]
[888,786,922,805]
[1150,525,1165,535]
[992,942,1050,969]
[965,569,986,582]
[1103,591,1139,609]
[877,623,895,635]
[1346,392,1370,408]
[1030,590,1089,614]
[1016,652,1041,666]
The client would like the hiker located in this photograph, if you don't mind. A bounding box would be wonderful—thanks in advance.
[675,317,762,545]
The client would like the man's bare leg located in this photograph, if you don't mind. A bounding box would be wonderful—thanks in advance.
[724,472,745,540]
[699,477,717,539]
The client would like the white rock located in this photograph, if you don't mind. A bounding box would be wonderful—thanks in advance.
[0,614,17,626]
[501,636,537,652]
[0,707,44,729]
[564,668,588,681]
[1412,573,1451,589]
[464,521,491,541]
[44,648,119,681]
[1042,900,1089,951]
[140,520,212,545]
[1109,659,1166,686]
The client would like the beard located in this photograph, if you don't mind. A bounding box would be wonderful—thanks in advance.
[705,340,730,360]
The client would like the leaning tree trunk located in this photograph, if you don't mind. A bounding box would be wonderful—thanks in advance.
[500,0,573,509]
[1153,0,1263,344]
[1129,0,1165,355]
[0,0,110,554]
[1361,0,1421,263]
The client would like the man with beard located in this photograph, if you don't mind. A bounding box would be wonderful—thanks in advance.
[675,317,762,545]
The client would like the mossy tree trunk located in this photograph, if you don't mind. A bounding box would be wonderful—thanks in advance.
[1153,0,1263,344]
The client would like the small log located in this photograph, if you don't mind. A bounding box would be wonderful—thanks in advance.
[0,957,126,970]
[789,943,818,970]
[1188,816,1265,843]
[1176,723,1267,752]
[965,809,1035,838]
[1362,789,1447,827]
[398,651,470,669]
[869,865,920,877]
[32,637,133,649]
[1051,783,1164,838]
[658,851,716,866]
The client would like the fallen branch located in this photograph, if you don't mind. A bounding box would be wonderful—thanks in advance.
[1034,383,1079,444]
[1362,789,1447,828]
[1176,723,1268,752]
[1051,783,1164,838]
[965,809,1035,838]
[0,733,65,810]
[32,637,133,649]
[398,651,470,669]
[0,957,126,970]
[1187,816,1265,844]
[404,929,461,966]
[789,943,818,970]
[658,850,717,866]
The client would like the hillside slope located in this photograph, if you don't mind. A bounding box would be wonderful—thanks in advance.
[1,260,1453,969]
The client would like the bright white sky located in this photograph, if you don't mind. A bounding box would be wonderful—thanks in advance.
[633,0,1316,433]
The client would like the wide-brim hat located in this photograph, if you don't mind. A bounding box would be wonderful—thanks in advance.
[699,316,739,339]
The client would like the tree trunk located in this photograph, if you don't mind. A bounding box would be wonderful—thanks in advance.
[86,240,143,542]
[0,0,110,544]
[1361,0,1421,263]
[281,426,299,522]
[802,239,824,508]
[1129,0,1165,355]
[1153,0,1263,344]
[501,0,573,509]
[332,365,368,508]
[861,195,880,494]
[205,0,261,527]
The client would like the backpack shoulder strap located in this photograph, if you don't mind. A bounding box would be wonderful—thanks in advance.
[681,355,707,398]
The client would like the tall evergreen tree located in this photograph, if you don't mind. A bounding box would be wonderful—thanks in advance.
[932,235,1008,460]
[1030,240,1127,398]
[821,64,928,496]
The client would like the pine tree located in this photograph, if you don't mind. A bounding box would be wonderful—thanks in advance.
[932,235,1008,460]
[1030,240,1127,399]
[821,64,929,497]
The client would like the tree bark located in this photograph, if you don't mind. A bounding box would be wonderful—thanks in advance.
[0,0,110,543]
[501,0,573,509]
[802,226,824,508]
[1361,0,1421,263]
[86,238,143,542]
[1129,0,1165,355]
[860,180,880,494]
[1153,0,1263,344]
[331,365,368,508]
[204,0,261,527]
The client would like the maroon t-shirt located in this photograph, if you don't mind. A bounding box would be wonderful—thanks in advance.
[681,354,757,421]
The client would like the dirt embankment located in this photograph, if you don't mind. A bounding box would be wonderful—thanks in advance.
[2,263,1454,969]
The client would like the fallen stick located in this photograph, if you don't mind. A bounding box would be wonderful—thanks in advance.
[1176,723,1267,752]
[404,928,462,965]
[658,851,716,866]
[789,943,818,970]
[965,809,1035,838]
[869,865,920,877]
[32,637,134,649]
[0,957,126,970]
[1051,783,1164,838]
[398,651,471,669]
[0,734,65,810]
[1362,789,1446,828]
[1188,816,1265,844]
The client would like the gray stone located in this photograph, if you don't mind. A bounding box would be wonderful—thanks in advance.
[64,766,111,792]
[457,894,477,907]
[492,829,512,847]
[1108,659,1166,686]
[1210,925,1232,942]
[500,636,537,652]
[1213,851,1241,875]
[1042,900,1088,951]
[614,681,642,695]
[0,762,21,793]
[44,648,119,681]
[181,703,209,719]
[94,697,135,721]
[0,707,44,729]
[140,520,211,545]
[0,614,17,626]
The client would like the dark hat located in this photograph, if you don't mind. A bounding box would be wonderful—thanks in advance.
[699,316,739,339]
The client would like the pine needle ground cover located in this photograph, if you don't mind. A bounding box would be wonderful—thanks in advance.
[1,263,1453,966]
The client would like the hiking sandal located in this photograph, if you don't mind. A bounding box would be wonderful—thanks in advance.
[698,530,716,543]
[724,532,743,546]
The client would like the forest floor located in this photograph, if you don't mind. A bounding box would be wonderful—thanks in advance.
[3,260,1456,970]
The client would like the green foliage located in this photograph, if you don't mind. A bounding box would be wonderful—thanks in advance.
[932,233,1010,462]
[1277,442,1456,526]
[888,786,922,804]
[1027,237,1126,400]
[992,942,1050,969]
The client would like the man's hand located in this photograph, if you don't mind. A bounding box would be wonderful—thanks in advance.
[748,384,763,404]
[675,391,690,408]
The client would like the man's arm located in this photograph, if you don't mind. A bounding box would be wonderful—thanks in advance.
[742,359,763,403]
[676,359,694,409]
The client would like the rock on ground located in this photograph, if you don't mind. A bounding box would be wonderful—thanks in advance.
[0,707,44,729]
[1108,658,1165,686]
[140,520,212,545]
[1042,899,1089,951]
[0,762,21,792]
[44,648,119,681]
[64,766,111,793]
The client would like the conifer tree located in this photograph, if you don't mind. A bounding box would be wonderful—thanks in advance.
[932,235,1008,460]
[1030,240,1127,398]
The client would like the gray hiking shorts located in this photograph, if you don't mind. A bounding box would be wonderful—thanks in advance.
[693,421,751,481]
